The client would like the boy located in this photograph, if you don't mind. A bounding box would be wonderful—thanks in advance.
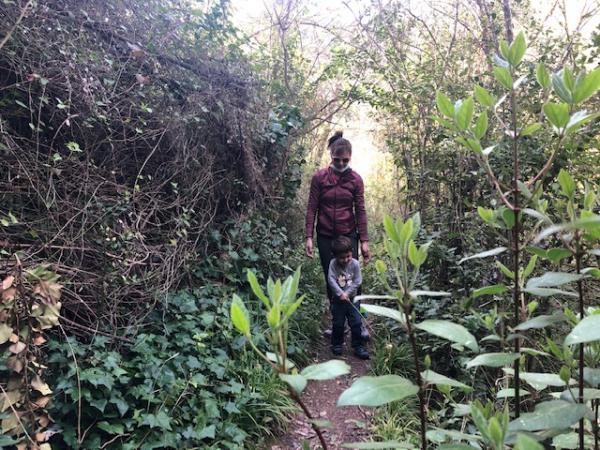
[327,236,369,359]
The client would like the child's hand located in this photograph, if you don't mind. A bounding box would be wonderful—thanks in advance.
[340,292,349,302]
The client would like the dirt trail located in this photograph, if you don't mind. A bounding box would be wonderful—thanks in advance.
[271,331,373,450]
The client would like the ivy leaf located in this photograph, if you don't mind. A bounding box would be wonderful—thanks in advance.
[142,411,172,430]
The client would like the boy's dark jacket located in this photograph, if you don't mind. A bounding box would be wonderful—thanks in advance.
[305,167,368,241]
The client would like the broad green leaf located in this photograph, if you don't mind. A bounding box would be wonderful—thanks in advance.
[230,294,250,336]
[410,211,421,238]
[482,145,496,156]
[409,290,450,298]
[565,314,600,346]
[559,388,600,402]
[520,123,542,137]
[426,427,483,444]
[535,215,600,242]
[383,215,400,243]
[247,271,270,307]
[523,208,552,225]
[375,260,387,274]
[279,374,307,394]
[300,359,350,380]
[436,92,455,119]
[438,444,478,450]
[508,400,592,431]
[337,375,418,407]
[536,63,550,89]
[557,169,575,198]
[496,260,515,279]
[474,84,494,107]
[522,255,538,279]
[421,370,472,391]
[477,206,494,223]
[360,303,404,324]
[543,102,569,130]
[547,248,572,263]
[552,432,594,450]
[408,240,419,267]
[266,352,295,370]
[515,434,544,450]
[415,320,478,352]
[267,303,281,328]
[503,368,573,390]
[466,352,519,369]
[584,368,600,386]
[341,442,414,449]
[398,219,413,247]
[473,112,488,139]
[502,209,516,229]
[472,284,507,298]
[565,110,599,134]
[523,287,577,297]
[514,313,567,331]
[459,246,507,264]
[493,66,513,89]
[526,271,584,288]
[552,71,573,103]
[456,97,474,131]
[573,67,600,103]
[497,388,530,399]
[508,32,526,66]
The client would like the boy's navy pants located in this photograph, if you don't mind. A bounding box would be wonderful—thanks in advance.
[331,299,363,348]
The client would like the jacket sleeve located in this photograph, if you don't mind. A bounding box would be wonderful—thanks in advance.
[328,260,344,297]
[354,174,369,241]
[305,172,320,239]
[345,260,362,297]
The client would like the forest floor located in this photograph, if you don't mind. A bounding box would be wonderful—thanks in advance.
[271,323,374,450]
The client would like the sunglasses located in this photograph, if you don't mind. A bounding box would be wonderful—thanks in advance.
[332,157,350,163]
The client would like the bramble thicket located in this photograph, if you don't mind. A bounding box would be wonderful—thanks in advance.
[2,0,600,449]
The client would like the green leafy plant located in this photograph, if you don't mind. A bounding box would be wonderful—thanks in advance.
[230,268,351,450]
[436,31,600,448]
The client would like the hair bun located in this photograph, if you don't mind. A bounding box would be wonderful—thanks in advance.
[328,130,344,148]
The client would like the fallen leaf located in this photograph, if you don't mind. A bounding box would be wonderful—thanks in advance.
[2,275,14,290]
[1,412,19,432]
[9,333,19,343]
[36,431,48,442]
[16,442,27,450]
[31,375,52,395]
[9,341,26,354]
[135,74,150,85]
[6,356,24,373]
[34,396,51,408]
[34,281,62,304]
[33,335,47,346]
[0,389,21,412]
[38,415,50,427]
[2,287,16,301]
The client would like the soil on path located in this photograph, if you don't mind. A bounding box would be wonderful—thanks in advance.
[271,332,373,450]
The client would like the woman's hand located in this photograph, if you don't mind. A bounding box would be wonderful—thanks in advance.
[361,241,370,265]
[305,237,314,258]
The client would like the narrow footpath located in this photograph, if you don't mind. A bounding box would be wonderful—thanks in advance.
[271,331,374,450]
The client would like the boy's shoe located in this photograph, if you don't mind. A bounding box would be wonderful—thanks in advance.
[323,328,332,337]
[361,325,370,340]
[331,345,343,356]
[354,346,370,360]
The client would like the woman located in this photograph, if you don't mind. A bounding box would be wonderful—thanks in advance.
[305,131,370,302]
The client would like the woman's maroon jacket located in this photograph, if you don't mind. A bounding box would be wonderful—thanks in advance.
[305,167,369,241]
